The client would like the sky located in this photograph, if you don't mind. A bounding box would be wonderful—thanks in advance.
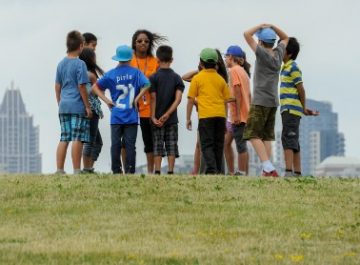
[0,0,359,173]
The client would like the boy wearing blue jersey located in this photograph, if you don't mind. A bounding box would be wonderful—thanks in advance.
[92,45,150,174]
[280,37,319,177]
[55,30,92,175]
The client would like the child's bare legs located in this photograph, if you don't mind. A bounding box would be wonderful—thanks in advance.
[83,155,93,170]
[250,138,276,173]
[264,141,272,159]
[56,141,69,171]
[238,151,249,175]
[72,140,83,173]
[294,151,301,174]
[121,147,126,174]
[146,153,154,173]
[192,134,201,174]
[284,149,294,171]
[154,155,162,173]
[224,131,234,175]
[167,155,175,173]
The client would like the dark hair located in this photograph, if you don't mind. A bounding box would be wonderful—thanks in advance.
[233,54,251,78]
[261,41,275,48]
[79,48,104,78]
[200,59,217,69]
[286,37,300,60]
[215,49,228,83]
[83,32,97,44]
[132,29,167,57]
[67,31,84,53]
[156,45,173,62]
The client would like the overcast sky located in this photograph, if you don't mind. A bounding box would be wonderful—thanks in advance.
[0,0,359,173]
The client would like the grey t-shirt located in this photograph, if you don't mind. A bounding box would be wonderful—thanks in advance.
[252,43,285,107]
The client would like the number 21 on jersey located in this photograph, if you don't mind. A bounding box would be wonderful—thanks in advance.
[115,84,135,109]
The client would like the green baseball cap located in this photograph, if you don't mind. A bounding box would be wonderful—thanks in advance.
[200,48,218,63]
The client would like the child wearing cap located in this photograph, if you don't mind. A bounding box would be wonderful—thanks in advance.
[280,37,319,177]
[224,45,251,175]
[149,45,185,175]
[92,45,150,174]
[243,24,289,177]
[186,48,231,174]
[55,30,92,175]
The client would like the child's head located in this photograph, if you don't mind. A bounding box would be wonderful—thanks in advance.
[132,29,167,57]
[225,45,251,77]
[83,32,97,51]
[79,48,104,77]
[66,30,84,54]
[285,37,300,60]
[156,45,173,63]
[112,45,133,63]
[256,28,276,48]
[199,48,218,69]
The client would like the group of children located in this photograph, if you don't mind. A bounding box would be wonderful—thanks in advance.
[55,24,318,177]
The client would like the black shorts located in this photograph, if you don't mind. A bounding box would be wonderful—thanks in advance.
[281,111,301,152]
[152,124,179,157]
[140,118,153,153]
[232,123,247,153]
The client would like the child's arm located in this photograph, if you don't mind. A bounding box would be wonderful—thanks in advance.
[182,70,199,82]
[91,83,115,109]
[296,83,319,116]
[269,24,289,46]
[244,24,264,53]
[55,83,61,105]
[79,84,93,118]
[159,90,183,125]
[150,92,161,127]
[233,84,242,124]
[186,97,195,131]
[134,85,150,111]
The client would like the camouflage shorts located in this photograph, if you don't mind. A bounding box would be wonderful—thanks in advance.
[243,105,277,141]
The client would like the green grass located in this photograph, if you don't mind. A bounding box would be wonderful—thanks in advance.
[0,174,359,265]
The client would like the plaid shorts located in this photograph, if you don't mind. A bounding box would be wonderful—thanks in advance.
[243,105,277,141]
[59,114,90,142]
[152,124,179,157]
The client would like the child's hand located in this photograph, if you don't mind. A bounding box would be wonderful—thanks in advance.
[86,107,93,119]
[159,113,169,124]
[133,99,139,112]
[106,100,115,110]
[151,117,162,127]
[304,108,320,116]
[186,119,192,131]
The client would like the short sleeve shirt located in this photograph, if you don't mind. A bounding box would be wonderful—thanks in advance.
[149,68,185,125]
[96,65,150,124]
[55,57,89,114]
[252,43,285,107]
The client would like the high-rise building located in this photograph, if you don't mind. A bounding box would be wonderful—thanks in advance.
[274,99,345,176]
[0,82,42,173]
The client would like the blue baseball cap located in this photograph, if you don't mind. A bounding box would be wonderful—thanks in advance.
[225,45,245,57]
[112,45,133,62]
[256,28,277,44]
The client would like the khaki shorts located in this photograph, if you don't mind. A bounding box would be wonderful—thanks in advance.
[243,105,277,141]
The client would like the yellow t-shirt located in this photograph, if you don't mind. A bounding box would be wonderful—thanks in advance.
[130,55,158,118]
[188,69,230,119]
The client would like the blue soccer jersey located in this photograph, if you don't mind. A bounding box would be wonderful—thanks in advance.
[97,65,149,124]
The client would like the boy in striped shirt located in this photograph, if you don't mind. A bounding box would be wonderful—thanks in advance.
[280,37,319,177]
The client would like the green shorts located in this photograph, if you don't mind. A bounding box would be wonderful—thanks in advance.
[243,105,277,141]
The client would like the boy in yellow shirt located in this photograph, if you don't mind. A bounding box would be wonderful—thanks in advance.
[186,48,231,174]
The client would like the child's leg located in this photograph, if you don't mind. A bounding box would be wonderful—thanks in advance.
[123,125,138,174]
[56,141,69,171]
[140,118,154,173]
[72,140,83,172]
[192,134,201,174]
[238,151,249,175]
[198,118,217,174]
[152,125,165,174]
[83,114,99,170]
[214,118,226,174]
[111,125,123,174]
[224,129,234,175]
[164,124,179,174]
[293,151,301,175]
[233,123,248,175]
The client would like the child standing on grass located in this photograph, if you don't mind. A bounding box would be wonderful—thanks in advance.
[92,45,150,174]
[186,48,231,174]
[224,45,251,175]
[280,37,319,177]
[150,45,185,175]
[243,24,289,177]
[79,48,104,173]
[55,30,92,174]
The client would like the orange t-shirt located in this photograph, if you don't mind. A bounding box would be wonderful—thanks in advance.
[130,55,158,118]
[228,65,251,123]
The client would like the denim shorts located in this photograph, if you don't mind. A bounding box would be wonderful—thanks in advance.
[232,123,248,153]
[281,111,301,152]
[152,124,179,157]
[59,114,90,142]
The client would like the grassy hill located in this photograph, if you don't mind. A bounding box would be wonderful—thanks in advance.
[0,174,359,265]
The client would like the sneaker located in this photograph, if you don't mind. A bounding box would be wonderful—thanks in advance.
[234,171,245,176]
[262,170,279,177]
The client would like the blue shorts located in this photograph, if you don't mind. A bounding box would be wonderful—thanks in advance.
[59,114,90,142]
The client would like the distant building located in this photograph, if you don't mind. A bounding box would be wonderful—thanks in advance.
[136,154,194,174]
[0,82,42,173]
[274,99,345,176]
[315,156,360,177]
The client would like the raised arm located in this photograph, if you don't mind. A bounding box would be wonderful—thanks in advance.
[243,24,263,53]
[182,70,199,82]
[269,24,289,46]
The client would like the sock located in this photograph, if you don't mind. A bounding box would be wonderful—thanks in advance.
[55,169,66,174]
[155,170,161,175]
[167,171,174,175]
[284,169,293,177]
[262,160,275,173]
[294,171,302,176]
